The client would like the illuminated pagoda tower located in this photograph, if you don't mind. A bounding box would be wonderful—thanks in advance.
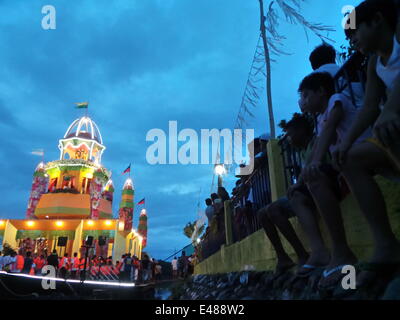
[138,209,148,248]
[0,116,143,262]
[32,116,111,220]
[118,178,134,232]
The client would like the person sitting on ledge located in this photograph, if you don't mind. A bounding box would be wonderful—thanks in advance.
[257,113,314,277]
[334,0,400,287]
[298,69,371,289]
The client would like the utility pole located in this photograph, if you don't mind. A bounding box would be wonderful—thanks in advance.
[259,0,276,139]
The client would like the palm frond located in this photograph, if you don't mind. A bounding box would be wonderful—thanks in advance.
[275,0,335,42]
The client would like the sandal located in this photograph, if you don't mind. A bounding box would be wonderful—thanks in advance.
[318,265,349,290]
[296,264,324,278]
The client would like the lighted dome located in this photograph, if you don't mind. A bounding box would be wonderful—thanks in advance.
[59,116,105,163]
[64,117,103,144]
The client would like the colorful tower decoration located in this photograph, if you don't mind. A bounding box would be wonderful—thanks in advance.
[26,162,49,219]
[30,116,113,220]
[90,168,104,220]
[138,209,148,248]
[59,116,105,163]
[7,113,144,264]
[118,178,134,231]
[102,180,114,202]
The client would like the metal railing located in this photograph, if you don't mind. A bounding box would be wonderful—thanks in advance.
[279,136,303,190]
[230,154,272,243]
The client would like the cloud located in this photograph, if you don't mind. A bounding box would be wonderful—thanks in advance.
[158,183,199,196]
[0,0,350,259]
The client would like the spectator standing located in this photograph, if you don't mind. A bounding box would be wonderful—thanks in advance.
[171,256,178,279]
[59,253,70,279]
[141,255,151,283]
[180,251,189,279]
[188,255,194,276]
[47,249,59,272]
[34,255,46,275]
[155,263,162,282]
[2,251,16,272]
[132,256,140,283]
[10,250,24,273]
[123,253,133,282]
[205,199,214,225]
[70,252,80,279]
[151,258,156,282]
[22,251,34,274]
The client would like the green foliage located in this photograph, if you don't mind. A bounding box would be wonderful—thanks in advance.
[183,222,195,239]
[183,221,206,243]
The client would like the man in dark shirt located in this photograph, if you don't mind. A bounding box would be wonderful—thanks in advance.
[22,251,34,274]
[123,253,133,281]
[47,249,59,271]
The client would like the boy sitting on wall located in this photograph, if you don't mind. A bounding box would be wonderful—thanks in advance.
[258,113,316,278]
[298,71,371,289]
[334,0,400,286]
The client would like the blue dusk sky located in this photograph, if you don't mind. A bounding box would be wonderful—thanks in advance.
[0,0,362,259]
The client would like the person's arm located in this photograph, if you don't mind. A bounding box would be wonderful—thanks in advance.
[378,22,400,116]
[374,75,400,147]
[296,135,318,184]
[311,102,344,163]
[333,56,385,166]
[342,56,384,145]
[373,27,400,146]
[303,102,344,181]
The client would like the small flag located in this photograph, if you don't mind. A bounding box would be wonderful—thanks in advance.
[122,164,131,174]
[31,149,44,156]
[137,198,145,205]
[75,102,89,109]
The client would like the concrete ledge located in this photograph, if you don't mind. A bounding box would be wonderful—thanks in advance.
[195,176,400,275]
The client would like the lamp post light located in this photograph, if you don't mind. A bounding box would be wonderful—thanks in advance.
[214,164,226,188]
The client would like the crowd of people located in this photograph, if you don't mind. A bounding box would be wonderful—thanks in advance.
[171,251,196,280]
[260,0,400,290]
[199,187,232,260]
[0,246,165,284]
[200,0,400,290]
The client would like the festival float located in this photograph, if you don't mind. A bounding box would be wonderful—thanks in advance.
[0,116,144,262]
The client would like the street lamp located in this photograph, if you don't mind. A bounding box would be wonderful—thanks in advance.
[214,164,226,187]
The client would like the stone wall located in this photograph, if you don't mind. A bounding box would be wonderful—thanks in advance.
[172,270,400,300]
